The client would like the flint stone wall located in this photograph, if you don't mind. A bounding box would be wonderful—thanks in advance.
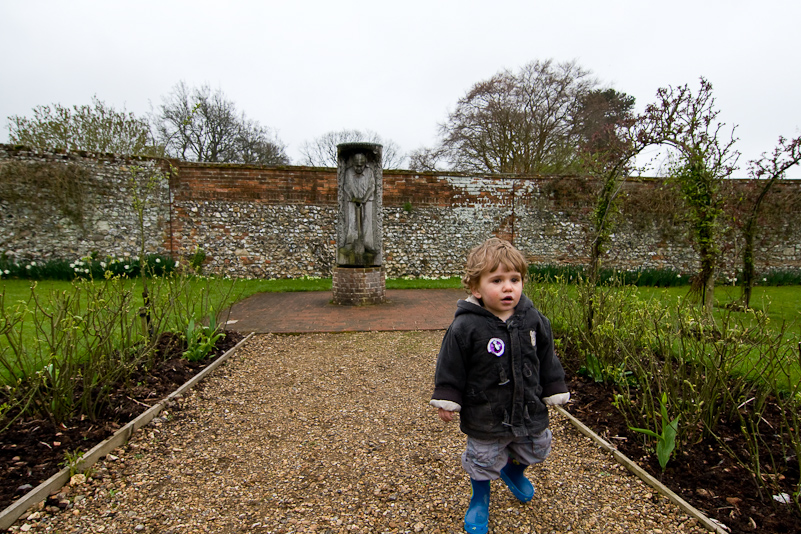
[2,145,800,280]
[0,145,170,263]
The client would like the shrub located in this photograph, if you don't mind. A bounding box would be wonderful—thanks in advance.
[0,253,177,281]
[757,268,801,286]
[536,274,801,513]
[526,265,801,288]
[527,264,687,287]
[0,273,235,429]
[188,247,206,274]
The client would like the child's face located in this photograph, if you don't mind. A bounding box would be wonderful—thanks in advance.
[471,263,523,321]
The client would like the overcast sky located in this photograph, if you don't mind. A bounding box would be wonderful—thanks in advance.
[2,1,799,177]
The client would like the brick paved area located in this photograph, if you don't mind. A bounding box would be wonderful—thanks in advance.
[224,288,465,333]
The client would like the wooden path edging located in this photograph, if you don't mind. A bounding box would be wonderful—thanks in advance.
[0,333,255,531]
[554,405,729,534]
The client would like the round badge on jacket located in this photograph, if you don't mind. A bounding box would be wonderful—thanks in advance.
[487,338,505,357]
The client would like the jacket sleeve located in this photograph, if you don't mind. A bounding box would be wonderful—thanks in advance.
[536,314,569,399]
[430,323,468,409]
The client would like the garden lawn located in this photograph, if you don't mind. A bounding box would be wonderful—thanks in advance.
[635,284,801,344]
[0,276,461,385]
[3,278,799,387]
[605,285,801,388]
[0,277,241,384]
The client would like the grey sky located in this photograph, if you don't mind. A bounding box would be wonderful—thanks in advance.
[1,0,799,176]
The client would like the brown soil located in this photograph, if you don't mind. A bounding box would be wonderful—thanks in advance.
[561,347,801,534]
[0,331,245,514]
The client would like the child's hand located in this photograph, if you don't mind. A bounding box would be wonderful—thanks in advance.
[543,392,570,405]
[438,408,455,422]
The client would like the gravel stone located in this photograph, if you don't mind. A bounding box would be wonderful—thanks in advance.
[8,332,708,533]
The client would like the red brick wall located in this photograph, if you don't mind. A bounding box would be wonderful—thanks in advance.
[171,163,523,208]
[172,164,339,204]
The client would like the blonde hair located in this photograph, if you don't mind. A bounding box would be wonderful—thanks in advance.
[462,238,528,291]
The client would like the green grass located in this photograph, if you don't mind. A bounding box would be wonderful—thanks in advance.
[716,285,801,320]
[0,275,459,312]
[7,278,793,330]
[228,277,332,298]
[0,275,460,307]
[217,275,463,294]
[1,277,241,381]
[4,278,798,364]
[192,275,463,298]
[634,285,801,335]
[1,279,76,305]
[559,283,801,388]
[5,278,797,324]
[0,277,329,311]
[0,275,465,386]
[386,276,462,289]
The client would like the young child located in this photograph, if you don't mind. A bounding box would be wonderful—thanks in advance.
[430,238,570,534]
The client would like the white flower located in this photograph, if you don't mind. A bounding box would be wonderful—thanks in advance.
[100,262,106,268]
[30,261,36,266]
[26,265,31,270]
[3,269,9,275]
[175,261,180,267]
[84,269,90,274]
[773,493,792,504]
[155,258,161,263]
[124,265,130,270]
[69,263,75,268]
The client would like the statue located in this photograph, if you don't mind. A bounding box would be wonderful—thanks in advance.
[343,153,375,255]
[336,143,382,267]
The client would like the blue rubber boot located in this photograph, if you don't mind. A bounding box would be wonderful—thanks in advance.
[500,459,534,502]
[464,478,490,534]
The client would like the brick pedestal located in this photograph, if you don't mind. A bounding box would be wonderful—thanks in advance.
[332,267,386,305]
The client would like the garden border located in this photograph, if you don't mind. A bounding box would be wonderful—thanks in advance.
[554,405,729,534]
[0,333,255,531]
[1,335,727,533]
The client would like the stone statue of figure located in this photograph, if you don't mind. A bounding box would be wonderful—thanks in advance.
[343,152,375,255]
[336,142,382,267]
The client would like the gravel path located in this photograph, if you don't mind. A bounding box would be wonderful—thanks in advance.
[9,332,708,533]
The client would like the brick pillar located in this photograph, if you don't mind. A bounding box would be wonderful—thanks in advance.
[332,266,386,305]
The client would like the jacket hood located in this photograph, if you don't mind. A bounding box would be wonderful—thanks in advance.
[454,293,534,320]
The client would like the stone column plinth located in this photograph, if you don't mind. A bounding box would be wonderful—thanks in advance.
[332,267,386,305]
[333,142,386,305]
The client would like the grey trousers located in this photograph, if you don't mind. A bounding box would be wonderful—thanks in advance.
[461,429,552,481]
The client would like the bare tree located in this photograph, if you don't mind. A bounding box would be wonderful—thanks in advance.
[299,129,406,169]
[739,135,801,308]
[641,78,740,312]
[154,82,289,165]
[408,146,447,172]
[236,117,290,165]
[436,59,599,174]
[7,96,157,156]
